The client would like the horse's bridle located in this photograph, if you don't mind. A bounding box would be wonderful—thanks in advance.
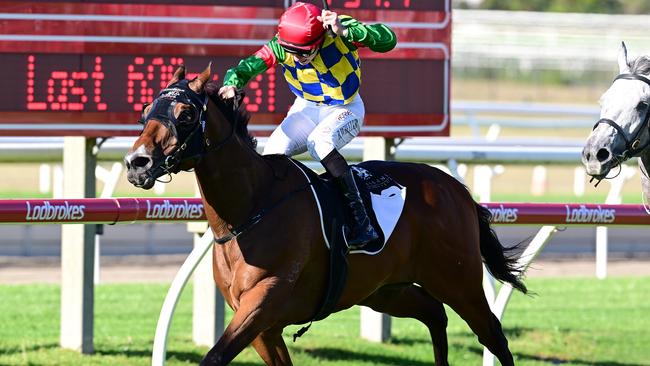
[138,79,245,181]
[138,81,304,245]
[138,79,209,179]
[593,73,650,161]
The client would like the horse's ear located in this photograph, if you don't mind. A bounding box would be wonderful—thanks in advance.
[190,62,212,92]
[618,41,630,74]
[168,65,186,87]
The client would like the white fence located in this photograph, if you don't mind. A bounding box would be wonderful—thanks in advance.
[454,9,650,72]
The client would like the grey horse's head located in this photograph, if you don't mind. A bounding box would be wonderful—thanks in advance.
[582,42,650,181]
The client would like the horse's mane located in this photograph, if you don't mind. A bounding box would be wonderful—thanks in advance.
[629,55,650,76]
[204,81,257,150]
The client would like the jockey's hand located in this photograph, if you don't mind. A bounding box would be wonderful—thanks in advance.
[218,85,237,100]
[319,10,348,37]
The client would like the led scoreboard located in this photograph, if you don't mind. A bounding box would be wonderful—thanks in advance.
[0,0,450,137]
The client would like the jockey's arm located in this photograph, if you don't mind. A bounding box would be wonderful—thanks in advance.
[220,39,284,96]
[339,16,397,53]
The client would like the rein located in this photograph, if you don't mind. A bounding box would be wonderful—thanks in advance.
[201,89,245,155]
[593,73,650,160]
[214,181,313,244]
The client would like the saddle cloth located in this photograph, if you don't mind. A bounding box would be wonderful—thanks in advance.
[290,160,407,255]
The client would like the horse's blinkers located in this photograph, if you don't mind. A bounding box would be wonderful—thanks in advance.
[139,79,208,176]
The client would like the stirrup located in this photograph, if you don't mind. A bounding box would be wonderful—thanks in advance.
[343,221,379,250]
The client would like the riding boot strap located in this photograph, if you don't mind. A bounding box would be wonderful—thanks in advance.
[335,169,379,249]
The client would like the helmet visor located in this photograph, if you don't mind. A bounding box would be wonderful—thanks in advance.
[282,44,320,58]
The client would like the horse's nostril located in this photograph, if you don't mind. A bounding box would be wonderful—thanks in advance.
[596,148,610,162]
[132,156,152,169]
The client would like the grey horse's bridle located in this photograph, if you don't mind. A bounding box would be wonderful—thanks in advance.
[593,73,650,161]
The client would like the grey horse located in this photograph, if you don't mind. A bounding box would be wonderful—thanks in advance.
[582,42,650,202]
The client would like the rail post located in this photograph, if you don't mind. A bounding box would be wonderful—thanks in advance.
[188,220,224,347]
[359,137,396,343]
[60,137,97,353]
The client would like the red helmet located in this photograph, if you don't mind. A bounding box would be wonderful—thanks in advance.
[277,2,325,52]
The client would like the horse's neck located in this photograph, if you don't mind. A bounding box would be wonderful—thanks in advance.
[639,151,650,199]
[195,108,273,229]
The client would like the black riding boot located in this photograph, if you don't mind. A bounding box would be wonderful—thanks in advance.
[321,149,379,250]
[334,168,380,250]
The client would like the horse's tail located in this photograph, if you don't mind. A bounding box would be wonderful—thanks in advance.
[476,203,528,294]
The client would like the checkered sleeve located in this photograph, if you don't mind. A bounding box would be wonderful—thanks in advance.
[340,16,397,53]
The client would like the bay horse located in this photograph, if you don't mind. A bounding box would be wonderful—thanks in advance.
[124,65,527,366]
[582,42,650,202]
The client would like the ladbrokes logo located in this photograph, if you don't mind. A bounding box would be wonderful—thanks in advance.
[487,204,518,223]
[565,205,615,224]
[145,200,203,220]
[26,201,85,221]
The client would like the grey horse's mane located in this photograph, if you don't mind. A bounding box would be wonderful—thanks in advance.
[629,55,650,75]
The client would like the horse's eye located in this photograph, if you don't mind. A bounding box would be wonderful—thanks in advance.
[637,101,649,112]
[177,108,196,125]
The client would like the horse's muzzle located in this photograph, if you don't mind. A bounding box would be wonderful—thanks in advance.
[581,145,614,178]
[124,153,156,189]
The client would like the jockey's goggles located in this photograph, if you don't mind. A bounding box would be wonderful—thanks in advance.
[282,44,319,58]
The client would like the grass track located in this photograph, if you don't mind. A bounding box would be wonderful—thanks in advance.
[1,278,649,365]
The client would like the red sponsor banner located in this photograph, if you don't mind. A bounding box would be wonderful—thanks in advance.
[1,199,649,226]
[483,203,650,226]
[0,198,206,224]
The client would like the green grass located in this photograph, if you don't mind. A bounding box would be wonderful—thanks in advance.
[1,279,650,365]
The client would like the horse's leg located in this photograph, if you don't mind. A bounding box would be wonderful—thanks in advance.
[200,281,291,366]
[250,325,292,366]
[361,284,450,366]
[443,289,514,366]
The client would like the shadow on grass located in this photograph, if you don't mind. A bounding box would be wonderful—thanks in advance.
[502,326,649,366]
[303,346,432,366]
[389,328,480,347]
[95,347,154,359]
[0,342,59,356]
[465,345,649,366]
[389,336,430,347]
[97,347,261,366]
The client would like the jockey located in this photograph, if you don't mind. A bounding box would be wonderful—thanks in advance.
[218,2,397,250]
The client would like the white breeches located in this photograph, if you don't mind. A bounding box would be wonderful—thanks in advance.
[262,94,365,161]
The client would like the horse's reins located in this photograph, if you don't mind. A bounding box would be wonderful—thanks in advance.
[590,73,650,186]
[213,181,313,244]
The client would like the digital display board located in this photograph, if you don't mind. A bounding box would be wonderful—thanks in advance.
[0,1,450,137]
[325,0,445,11]
[0,54,445,115]
[21,0,285,5]
[23,0,442,10]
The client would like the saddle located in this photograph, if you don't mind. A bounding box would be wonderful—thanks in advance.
[289,159,406,339]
